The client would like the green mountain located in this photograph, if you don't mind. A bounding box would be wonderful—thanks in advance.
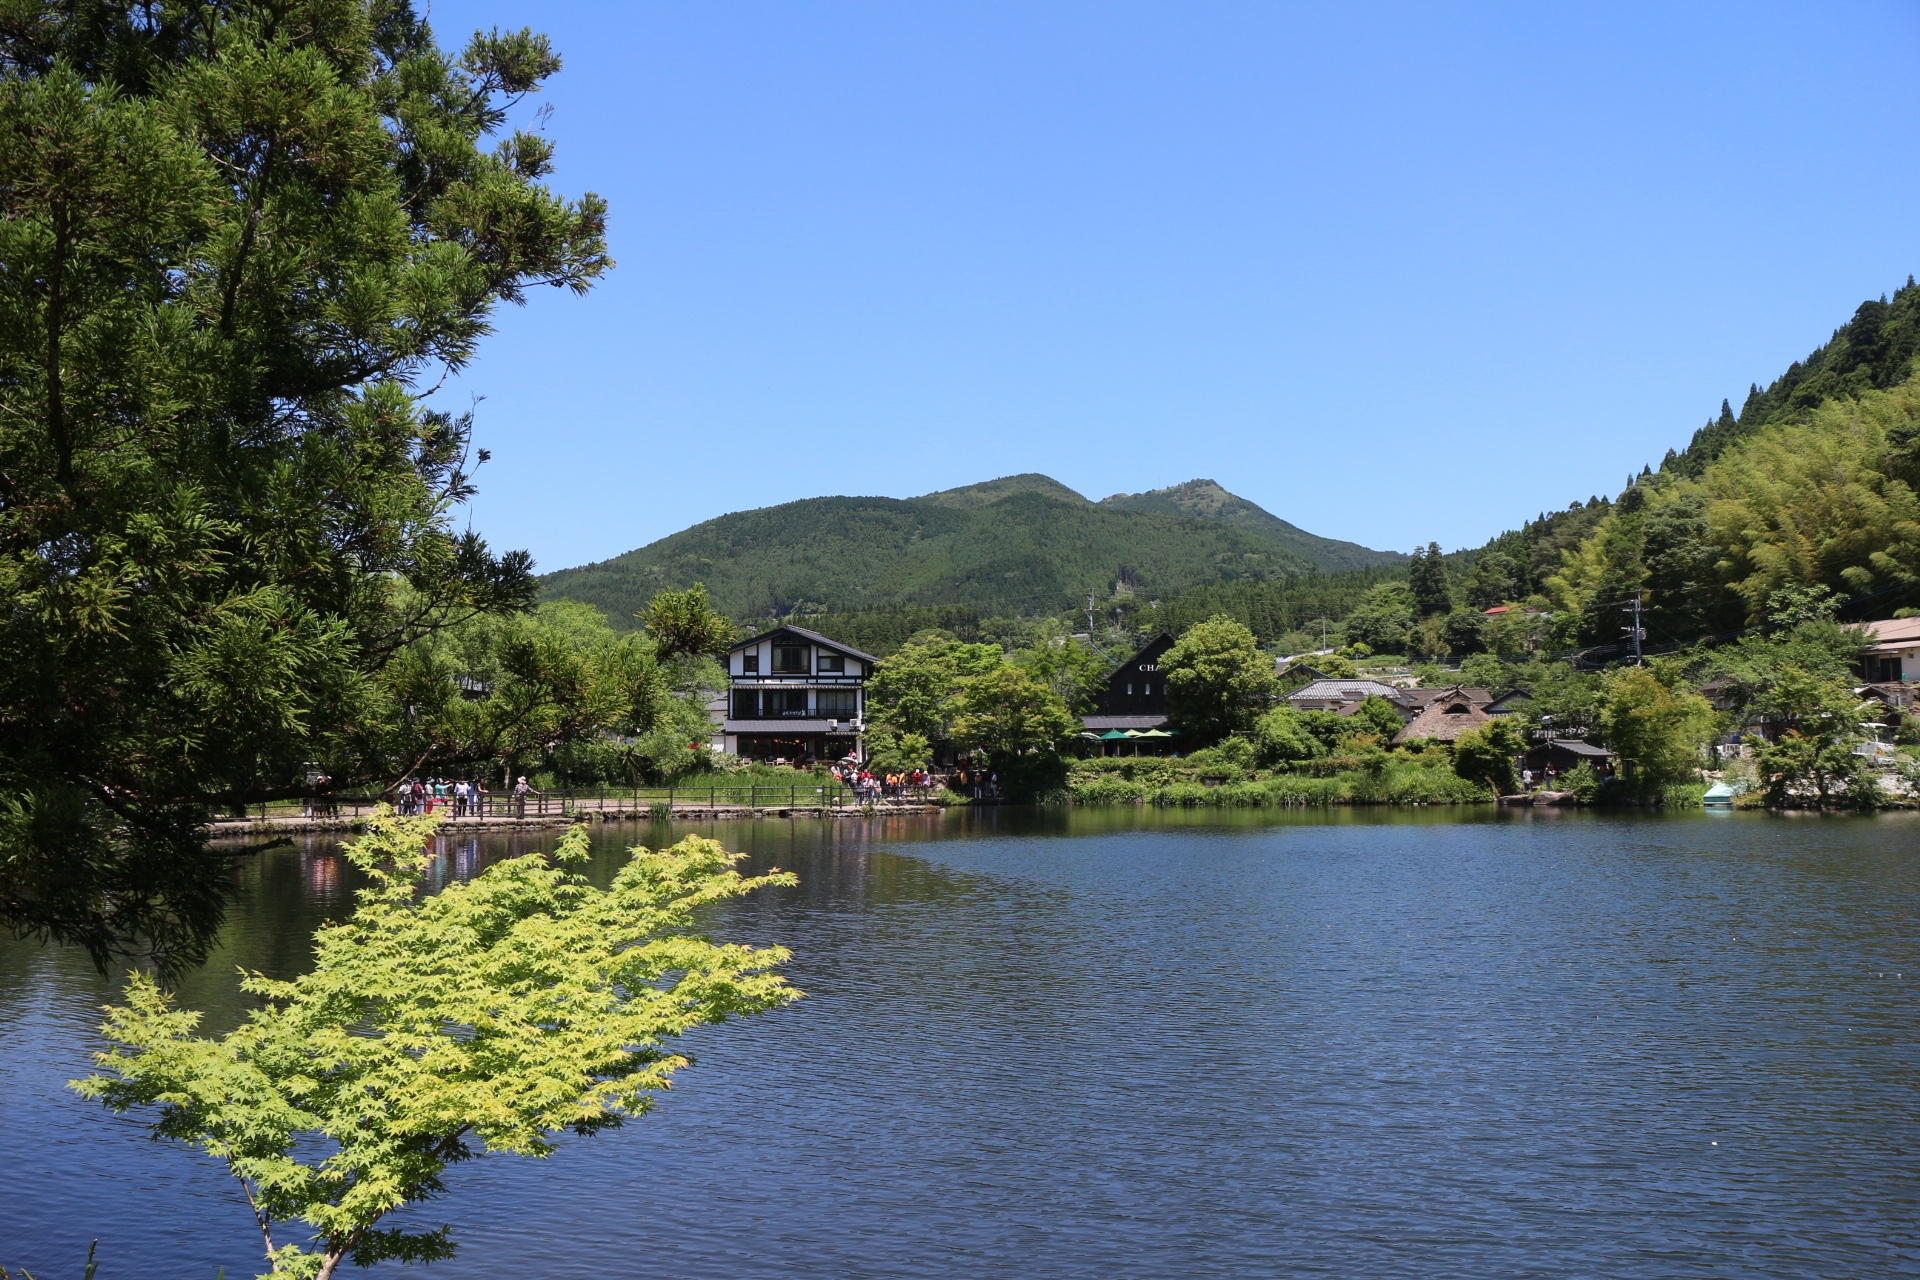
[540,479,1330,625]
[1098,478,1406,572]
[1455,277,1920,649]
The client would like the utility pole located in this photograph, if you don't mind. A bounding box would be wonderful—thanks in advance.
[1622,593,1644,665]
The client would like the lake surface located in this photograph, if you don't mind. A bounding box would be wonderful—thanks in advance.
[3,808,1918,1278]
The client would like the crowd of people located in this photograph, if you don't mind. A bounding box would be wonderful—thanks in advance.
[821,762,1001,802]
[389,775,539,817]
[829,762,939,802]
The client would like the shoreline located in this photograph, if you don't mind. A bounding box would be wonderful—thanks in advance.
[210,802,947,836]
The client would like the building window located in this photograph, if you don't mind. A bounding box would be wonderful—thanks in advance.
[741,653,759,674]
[1126,683,1133,696]
[731,688,759,719]
[818,689,857,716]
[817,652,844,673]
[772,644,807,673]
[764,688,810,716]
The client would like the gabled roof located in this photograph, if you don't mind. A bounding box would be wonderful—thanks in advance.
[1392,697,1491,744]
[1527,738,1615,759]
[1483,688,1532,714]
[731,624,878,664]
[1287,678,1410,705]
[1861,617,1920,645]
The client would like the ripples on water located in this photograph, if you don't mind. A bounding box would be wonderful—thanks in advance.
[2,808,1916,1278]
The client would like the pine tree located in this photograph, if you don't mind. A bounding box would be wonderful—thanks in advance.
[0,3,610,973]
[1409,541,1451,616]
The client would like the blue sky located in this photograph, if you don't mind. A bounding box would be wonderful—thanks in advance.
[429,1,1920,573]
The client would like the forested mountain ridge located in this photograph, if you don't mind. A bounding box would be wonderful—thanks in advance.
[540,487,1318,626]
[1666,279,1920,478]
[540,474,1399,626]
[1454,278,1920,652]
[1097,479,1407,571]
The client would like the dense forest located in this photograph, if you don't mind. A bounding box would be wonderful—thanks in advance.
[1097,479,1407,572]
[540,474,1400,626]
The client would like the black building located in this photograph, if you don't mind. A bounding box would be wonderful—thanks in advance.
[1083,633,1175,736]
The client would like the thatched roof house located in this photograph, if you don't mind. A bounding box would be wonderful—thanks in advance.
[1392,688,1492,745]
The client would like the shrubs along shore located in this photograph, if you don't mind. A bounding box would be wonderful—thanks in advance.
[1060,754,1504,807]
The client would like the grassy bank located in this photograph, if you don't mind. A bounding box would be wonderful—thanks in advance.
[1059,756,1492,807]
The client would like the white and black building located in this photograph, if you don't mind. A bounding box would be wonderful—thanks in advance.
[717,625,876,764]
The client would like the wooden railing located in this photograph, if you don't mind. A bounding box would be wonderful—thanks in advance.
[223,780,953,822]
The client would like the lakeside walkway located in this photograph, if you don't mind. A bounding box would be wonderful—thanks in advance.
[211,796,948,836]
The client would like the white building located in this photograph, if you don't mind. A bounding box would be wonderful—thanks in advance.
[717,625,876,764]
[1861,617,1920,683]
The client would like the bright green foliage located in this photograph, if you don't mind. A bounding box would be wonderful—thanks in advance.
[1482,605,1554,655]
[1294,709,1351,754]
[1669,280,1920,476]
[1161,615,1279,743]
[949,666,1078,760]
[1550,373,1920,634]
[1008,621,1113,715]
[1747,666,1876,807]
[383,601,722,786]
[1183,735,1255,771]
[1464,553,1522,611]
[1596,665,1716,787]
[866,638,1006,746]
[864,726,933,773]
[1348,695,1406,746]
[1452,719,1527,795]
[1560,761,1603,803]
[1408,542,1452,616]
[1252,706,1322,765]
[1339,581,1417,653]
[1704,620,1866,713]
[76,814,796,1279]
[638,585,737,661]
[0,3,609,973]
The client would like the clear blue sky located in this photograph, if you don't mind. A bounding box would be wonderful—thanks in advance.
[428,0,1920,573]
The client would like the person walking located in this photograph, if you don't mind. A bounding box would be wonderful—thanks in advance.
[513,775,531,817]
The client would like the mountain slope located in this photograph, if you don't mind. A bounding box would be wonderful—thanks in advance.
[916,473,1089,509]
[1098,479,1406,571]
[540,487,1316,625]
[1668,278,1920,477]
[1446,277,1920,649]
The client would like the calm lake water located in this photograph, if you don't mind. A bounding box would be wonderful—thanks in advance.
[3,808,1917,1278]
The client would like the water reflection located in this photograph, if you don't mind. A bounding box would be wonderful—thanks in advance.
[3,809,1918,1279]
